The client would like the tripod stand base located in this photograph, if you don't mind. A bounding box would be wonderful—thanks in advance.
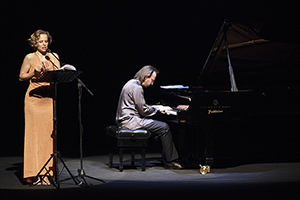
[62,168,106,187]
[75,169,106,187]
[30,152,79,189]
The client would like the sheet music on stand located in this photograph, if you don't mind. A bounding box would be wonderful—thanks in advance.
[32,70,83,83]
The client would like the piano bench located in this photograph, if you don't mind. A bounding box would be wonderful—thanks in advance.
[105,126,151,172]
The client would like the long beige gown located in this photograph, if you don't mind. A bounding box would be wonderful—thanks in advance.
[23,52,55,179]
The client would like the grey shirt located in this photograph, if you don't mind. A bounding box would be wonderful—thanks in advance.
[116,79,157,130]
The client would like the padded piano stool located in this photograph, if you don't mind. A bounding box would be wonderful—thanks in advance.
[105,126,151,172]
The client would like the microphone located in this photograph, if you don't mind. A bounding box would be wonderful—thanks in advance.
[46,49,94,96]
[46,49,65,66]
[45,55,59,69]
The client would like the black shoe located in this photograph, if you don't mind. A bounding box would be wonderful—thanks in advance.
[164,161,183,169]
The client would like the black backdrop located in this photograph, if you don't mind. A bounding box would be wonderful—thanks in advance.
[1,1,300,160]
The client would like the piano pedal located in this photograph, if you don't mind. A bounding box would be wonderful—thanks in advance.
[199,165,210,175]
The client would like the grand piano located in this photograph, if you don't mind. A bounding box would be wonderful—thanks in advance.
[157,20,300,172]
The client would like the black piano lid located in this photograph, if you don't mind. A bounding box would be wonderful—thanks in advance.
[197,20,300,91]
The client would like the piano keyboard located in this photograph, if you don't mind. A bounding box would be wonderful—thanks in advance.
[151,105,189,116]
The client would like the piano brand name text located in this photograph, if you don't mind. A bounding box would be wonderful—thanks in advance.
[208,110,224,114]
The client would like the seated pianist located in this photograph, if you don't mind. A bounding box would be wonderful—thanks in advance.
[115,65,183,169]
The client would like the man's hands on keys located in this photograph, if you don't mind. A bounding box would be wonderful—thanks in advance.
[176,105,189,110]
[159,106,173,115]
[151,105,173,115]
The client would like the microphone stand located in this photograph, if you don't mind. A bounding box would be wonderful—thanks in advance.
[76,77,106,186]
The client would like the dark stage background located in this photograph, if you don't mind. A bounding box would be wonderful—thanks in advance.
[1,1,300,163]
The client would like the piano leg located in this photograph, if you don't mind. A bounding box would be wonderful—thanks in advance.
[201,123,218,173]
[205,129,214,167]
[176,124,203,163]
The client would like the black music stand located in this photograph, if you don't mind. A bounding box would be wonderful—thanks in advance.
[30,70,82,189]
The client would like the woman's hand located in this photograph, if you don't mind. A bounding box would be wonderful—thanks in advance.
[34,61,50,76]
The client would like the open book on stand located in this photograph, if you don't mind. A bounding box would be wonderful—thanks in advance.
[56,64,76,71]
[32,64,82,83]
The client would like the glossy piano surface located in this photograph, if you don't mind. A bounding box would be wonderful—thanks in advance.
[156,20,300,168]
[160,89,262,123]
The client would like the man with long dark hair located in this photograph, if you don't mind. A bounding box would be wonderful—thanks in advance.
[116,65,182,169]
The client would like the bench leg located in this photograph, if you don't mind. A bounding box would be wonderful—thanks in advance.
[141,148,146,171]
[119,149,124,172]
[131,151,135,167]
[109,149,113,168]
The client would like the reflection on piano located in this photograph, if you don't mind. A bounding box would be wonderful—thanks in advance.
[156,20,300,171]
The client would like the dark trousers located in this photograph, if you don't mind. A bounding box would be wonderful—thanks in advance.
[143,120,179,162]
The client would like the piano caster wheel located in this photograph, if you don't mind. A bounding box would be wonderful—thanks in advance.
[199,165,210,175]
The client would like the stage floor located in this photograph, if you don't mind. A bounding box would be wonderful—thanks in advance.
[1,153,300,199]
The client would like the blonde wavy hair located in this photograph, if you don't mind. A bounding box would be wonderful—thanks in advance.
[27,29,52,50]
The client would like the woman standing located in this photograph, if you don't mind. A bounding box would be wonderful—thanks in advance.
[19,29,60,185]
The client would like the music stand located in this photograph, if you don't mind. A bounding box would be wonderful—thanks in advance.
[30,70,82,189]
